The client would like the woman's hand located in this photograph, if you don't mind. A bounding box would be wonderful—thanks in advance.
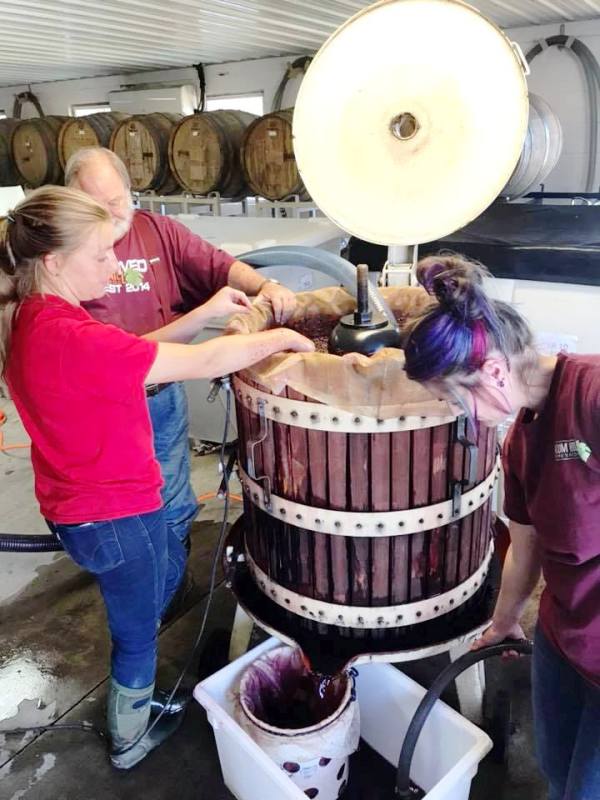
[273,328,315,353]
[201,287,252,321]
[471,619,526,659]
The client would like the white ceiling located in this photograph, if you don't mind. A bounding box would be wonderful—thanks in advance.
[0,0,599,88]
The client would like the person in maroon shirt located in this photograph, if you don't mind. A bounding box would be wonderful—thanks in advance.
[64,146,297,564]
[403,255,599,800]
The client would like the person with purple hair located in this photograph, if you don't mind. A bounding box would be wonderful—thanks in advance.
[403,255,599,800]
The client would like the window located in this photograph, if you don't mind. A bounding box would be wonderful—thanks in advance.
[0,110,6,119]
[205,93,263,116]
[71,103,111,117]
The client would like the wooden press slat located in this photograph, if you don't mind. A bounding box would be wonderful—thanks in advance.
[327,430,350,605]
[428,423,450,596]
[410,428,431,601]
[390,430,411,604]
[370,432,391,607]
[349,432,371,606]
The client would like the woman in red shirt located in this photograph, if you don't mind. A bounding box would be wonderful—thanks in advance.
[403,255,600,800]
[0,186,313,769]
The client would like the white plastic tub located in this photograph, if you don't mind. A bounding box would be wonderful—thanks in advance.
[194,638,493,800]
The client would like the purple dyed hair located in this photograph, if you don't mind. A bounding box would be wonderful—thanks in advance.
[404,255,533,383]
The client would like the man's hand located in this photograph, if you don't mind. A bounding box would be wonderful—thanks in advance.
[201,287,252,321]
[258,281,297,324]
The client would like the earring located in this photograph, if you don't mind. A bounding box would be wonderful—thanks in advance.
[497,379,505,388]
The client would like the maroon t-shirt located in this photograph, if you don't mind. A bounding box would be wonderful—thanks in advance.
[503,353,600,686]
[83,210,235,335]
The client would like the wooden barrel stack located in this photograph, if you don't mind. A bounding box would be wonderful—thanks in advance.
[0,119,20,186]
[234,374,499,641]
[10,116,69,187]
[168,110,257,197]
[110,112,182,194]
[241,109,308,200]
[57,112,129,169]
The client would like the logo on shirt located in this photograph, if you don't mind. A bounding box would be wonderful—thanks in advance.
[106,257,159,295]
[554,439,592,463]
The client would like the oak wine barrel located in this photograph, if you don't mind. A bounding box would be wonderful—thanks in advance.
[57,112,129,168]
[110,113,181,194]
[10,116,69,187]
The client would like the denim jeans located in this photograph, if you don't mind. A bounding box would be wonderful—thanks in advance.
[532,624,600,800]
[148,382,199,544]
[52,509,186,689]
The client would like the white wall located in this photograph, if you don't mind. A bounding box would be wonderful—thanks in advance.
[0,56,305,120]
[507,19,600,193]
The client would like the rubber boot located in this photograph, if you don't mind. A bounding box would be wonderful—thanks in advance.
[108,679,185,770]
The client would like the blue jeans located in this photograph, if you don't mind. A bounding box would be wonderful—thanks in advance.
[148,382,199,545]
[52,510,186,689]
[532,624,600,800]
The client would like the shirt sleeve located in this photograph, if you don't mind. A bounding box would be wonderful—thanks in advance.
[575,359,600,467]
[161,216,235,310]
[60,317,158,403]
[501,430,532,525]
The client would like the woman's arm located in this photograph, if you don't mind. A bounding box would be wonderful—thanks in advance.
[472,520,542,648]
[145,328,314,384]
[142,287,252,344]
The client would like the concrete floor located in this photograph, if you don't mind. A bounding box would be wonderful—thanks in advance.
[0,397,549,800]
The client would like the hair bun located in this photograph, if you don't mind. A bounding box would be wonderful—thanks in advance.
[416,255,488,321]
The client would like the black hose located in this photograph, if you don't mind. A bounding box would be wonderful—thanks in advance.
[0,532,63,552]
[395,638,533,798]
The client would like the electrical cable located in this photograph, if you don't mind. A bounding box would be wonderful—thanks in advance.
[2,379,236,758]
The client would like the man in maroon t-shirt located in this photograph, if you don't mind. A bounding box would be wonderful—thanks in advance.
[64,147,297,561]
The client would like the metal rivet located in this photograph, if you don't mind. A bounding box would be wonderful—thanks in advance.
[354,417,361,424]
[377,523,384,530]
[315,518,321,525]
[434,605,440,612]
[399,416,406,422]
[273,406,280,414]
[301,605,307,611]
[334,521,341,528]
[377,616,385,625]
[480,493,484,499]
[357,616,364,624]
[416,611,422,618]
[260,582,265,589]
[280,508,286,515]
[356,523,363,530]
[253,493,259,501]
[377,418,384,425]
[419,518,424,524]
[469,501,474,507]
[284,598,290,604]
[337,615,344,622]
[291,410,298,418]
[421,415,427,420]
[449,599,454,605]
[270,590,276,597]
[318,611,325,617]
[332,416,339,423]
[437,513,443,520]
[296,514,302,521]
[463,591,468,597]
[396,615,403,622]
[310,413,318,421]
[398,521,405,527]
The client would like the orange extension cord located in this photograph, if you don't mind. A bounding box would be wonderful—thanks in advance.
[0,409,30,453]
[0,408,242,501]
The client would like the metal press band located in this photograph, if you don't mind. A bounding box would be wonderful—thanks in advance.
[233,376,457,433]
[245,541,494,629]
[239,456,500,538]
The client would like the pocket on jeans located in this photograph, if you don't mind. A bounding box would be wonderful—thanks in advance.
[54,521,125,575]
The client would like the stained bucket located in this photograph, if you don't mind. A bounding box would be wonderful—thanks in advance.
[236,646,360,800]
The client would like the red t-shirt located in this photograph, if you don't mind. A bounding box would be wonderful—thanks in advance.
[503,353,600,686]
[5,295,162,524]
[82,210,234,335]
